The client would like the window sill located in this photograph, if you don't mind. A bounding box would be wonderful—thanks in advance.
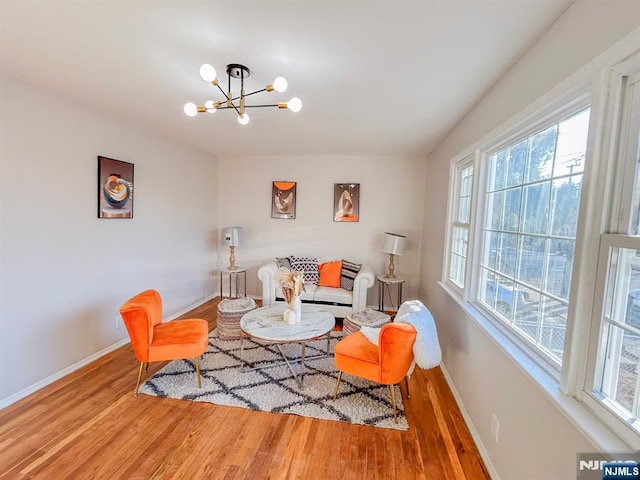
[438,280,633,453]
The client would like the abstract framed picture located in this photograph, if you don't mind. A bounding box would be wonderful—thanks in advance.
[334,183,359,222]
[97,156,134,218]
[272,181,296,219]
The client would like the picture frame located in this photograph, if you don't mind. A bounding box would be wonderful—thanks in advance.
[272,181,296,219]
[333,183,359,222]
[98,156,134,218]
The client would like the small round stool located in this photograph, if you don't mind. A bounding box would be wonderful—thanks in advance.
[217,297,257,340]
[343,308,391,336]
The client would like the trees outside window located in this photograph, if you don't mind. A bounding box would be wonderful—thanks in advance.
[478,108,590,366]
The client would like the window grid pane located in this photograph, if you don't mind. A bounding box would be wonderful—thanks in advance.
[479,107,591,365]
[448,163,474,288]
[457,165,474,223]
[450,252,466,288]
[596,246,640,426]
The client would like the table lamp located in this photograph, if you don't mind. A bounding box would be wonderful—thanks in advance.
[382,232,406,279]
[222,226,244,270]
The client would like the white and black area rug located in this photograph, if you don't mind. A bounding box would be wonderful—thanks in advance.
[139,329,408,430]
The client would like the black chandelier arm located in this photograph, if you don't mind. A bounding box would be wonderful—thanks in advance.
[242,88,268,98]
[215,83,227,98]
[206,105,237,111]
[206,104,281,111]
[217,88,269,104]
[242,104,281,108]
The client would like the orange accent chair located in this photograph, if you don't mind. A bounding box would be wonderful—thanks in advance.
[333,323,417,423]
[119,289,209,396]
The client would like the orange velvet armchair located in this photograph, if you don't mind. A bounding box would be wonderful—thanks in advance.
[333,323,417,423]
[119,289,209,395]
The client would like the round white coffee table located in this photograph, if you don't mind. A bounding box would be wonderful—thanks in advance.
[240,304,335,387]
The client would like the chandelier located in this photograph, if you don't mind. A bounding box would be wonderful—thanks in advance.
[183,63,302,125]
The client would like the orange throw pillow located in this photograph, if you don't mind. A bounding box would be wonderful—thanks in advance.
[318,261,343,288]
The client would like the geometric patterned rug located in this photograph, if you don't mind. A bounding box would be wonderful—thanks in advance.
[139,329,408,430]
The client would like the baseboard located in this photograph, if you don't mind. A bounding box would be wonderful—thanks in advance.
[0,337,131,410]
[439,363,500,480]
[0,293,217,410]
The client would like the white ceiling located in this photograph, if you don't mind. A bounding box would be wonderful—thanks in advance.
[0,1,573,157]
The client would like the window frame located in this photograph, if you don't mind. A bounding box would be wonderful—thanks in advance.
[582,234,640,449]
[579,53,640,449]
[443,154,477,298]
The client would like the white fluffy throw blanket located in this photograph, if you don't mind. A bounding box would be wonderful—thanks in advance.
[360,300,442,375]
[395,300,442,372]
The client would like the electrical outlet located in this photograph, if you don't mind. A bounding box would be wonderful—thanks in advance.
[115,316,123,329]
[491,414,500,443]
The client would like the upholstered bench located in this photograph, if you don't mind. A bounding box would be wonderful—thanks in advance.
[217,297,257,340]
[343,308,391,335]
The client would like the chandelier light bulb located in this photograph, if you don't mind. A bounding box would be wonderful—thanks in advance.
[272,76,288,93]
[199,64,217,82]
[183,102,198,117]
[204,100,216,112]
[237,113,250,125]
[288,97,302,113]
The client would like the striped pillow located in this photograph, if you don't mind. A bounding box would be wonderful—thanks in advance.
[340,260,362,291]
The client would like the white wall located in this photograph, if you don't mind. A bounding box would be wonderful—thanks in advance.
[0,74,218,404]
[217,155,426,307]
[420,1,640,479]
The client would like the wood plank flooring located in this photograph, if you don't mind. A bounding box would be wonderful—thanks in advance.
[0,298,490,480]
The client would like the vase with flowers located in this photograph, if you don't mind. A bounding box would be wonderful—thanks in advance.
[275,267,304,324]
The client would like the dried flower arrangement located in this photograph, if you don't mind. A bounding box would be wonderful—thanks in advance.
[275,267,304,303]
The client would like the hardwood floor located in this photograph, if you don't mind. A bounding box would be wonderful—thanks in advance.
[0,298,490,480]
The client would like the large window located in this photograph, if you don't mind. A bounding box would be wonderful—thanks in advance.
[479,108,590,366]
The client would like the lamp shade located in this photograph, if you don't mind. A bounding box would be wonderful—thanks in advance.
[222,227,244,247]
[382,232,406,256]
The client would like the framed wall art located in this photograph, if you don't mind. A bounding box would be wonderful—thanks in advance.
[272,181,296,219]
[333,183,359,222]
[98,156,134,218]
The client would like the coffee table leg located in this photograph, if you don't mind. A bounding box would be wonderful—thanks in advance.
[300,343,306,386]
[325,331,331,355]
[276,344,303,388]
[240,334,246,372]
